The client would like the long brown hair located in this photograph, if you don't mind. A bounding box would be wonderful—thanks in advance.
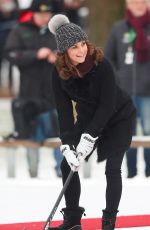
[55,41,104,80]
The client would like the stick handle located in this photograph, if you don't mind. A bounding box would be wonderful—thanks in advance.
[43,170,74,230]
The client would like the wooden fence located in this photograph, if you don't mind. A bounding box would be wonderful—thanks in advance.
[0,136,150,178]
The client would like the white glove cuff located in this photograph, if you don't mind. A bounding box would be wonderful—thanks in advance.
[60,144,70,156]
[82,133,98,143]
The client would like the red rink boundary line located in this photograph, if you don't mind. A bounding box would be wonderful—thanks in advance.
[0,215,150,230]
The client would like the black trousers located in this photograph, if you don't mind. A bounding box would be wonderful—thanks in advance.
[61,151,125,212]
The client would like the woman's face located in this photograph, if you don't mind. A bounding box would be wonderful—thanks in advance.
[67,41,88,66]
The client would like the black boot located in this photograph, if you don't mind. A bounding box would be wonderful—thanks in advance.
[102,210,118,230]
[48,207,85,230]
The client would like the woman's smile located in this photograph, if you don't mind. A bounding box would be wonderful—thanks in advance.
[67,41,88,65]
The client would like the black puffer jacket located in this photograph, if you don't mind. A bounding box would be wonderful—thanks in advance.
[52,58,136,161]
[5,20,57,111]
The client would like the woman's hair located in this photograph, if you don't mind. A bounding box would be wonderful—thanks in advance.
[55,41,104,80]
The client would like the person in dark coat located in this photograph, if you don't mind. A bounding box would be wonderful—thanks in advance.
[48,14,136,230]
[4,0,63,178]
[0,0,18,89]
[105,0,150,178]
[48,0,87,27]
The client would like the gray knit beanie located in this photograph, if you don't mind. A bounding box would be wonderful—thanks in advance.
[48,14,88,53]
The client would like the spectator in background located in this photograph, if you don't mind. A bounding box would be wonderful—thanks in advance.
[63,0,84,25]
[4,0,63,178]
[51,0,87,27]
[0,0,18,90]
[105,0,150,178]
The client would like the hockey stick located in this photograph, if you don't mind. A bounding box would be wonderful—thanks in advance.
[43,170,74,230]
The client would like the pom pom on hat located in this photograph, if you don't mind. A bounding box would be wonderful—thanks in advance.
[48,14,88,53]
[48,14,70,35]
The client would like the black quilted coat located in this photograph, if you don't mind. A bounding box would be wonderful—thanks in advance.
[52,58,136,161]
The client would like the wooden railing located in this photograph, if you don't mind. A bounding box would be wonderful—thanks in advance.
[131,136,150,148]
[0,137,61,148]
[0,136,150,178]
[1,136,150,148]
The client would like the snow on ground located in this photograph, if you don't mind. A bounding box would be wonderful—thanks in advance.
[0,147,149,225]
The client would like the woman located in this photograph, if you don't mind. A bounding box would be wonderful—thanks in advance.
[48,14,136,230]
